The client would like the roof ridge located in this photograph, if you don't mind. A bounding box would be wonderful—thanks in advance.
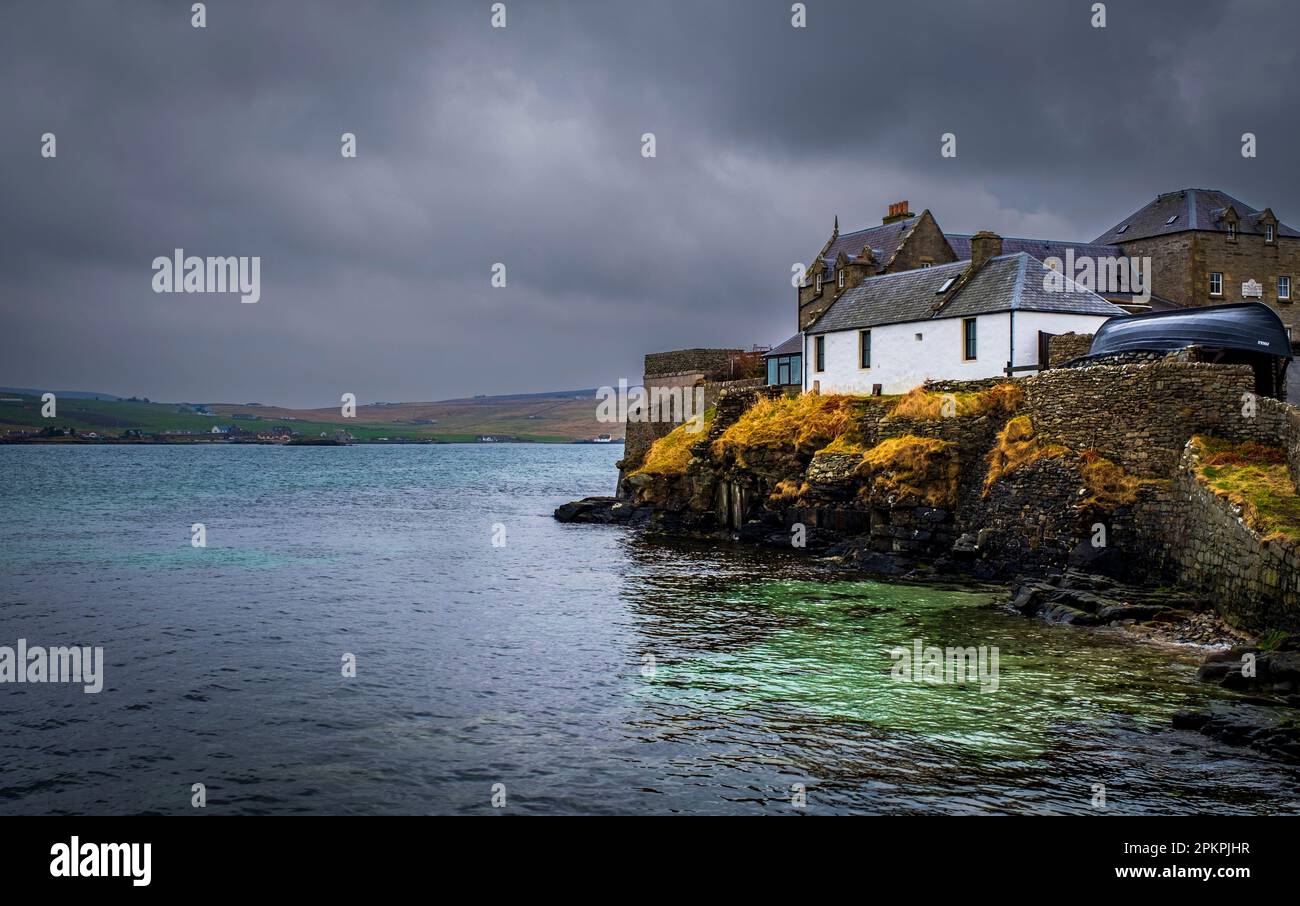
[949,231,1116,246]
[1009,252,1029,310]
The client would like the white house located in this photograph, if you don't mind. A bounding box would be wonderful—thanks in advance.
[800,244,1127,394]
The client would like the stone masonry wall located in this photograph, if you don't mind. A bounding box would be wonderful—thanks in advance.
[620,377,765,494]
[618,348,755,485]
[1025,360,1286,477]
[1124,232,1300,333]
[1044,332,1094,367]
[1161,445,1300,634]
[644,348,749,381]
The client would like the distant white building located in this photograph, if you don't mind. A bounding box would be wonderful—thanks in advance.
[800,241,1127,395]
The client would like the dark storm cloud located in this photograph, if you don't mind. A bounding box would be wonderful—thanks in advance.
[2,0,1297,405]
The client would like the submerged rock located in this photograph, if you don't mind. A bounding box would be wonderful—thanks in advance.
[1173,703,1300,764]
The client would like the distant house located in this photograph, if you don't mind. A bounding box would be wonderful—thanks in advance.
[762,335,803,390]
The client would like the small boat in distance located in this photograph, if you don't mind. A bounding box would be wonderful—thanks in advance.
[593,434,613,443]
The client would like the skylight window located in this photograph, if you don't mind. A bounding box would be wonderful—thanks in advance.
[936,276,958,293]
[1116,225,1128,234]
[1165,215,1179,225]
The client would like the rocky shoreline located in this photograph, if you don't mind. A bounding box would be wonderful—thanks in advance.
[555,493,1300,764]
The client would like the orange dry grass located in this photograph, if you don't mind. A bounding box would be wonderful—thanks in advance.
[983,416,1067,489]
[768,478,810,506]
[888,383,1024,421]
[857,435,959,507]
[632,410,713,476]
[711,393,854,461]
[1078,449,1140,508]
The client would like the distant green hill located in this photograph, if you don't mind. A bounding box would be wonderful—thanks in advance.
[0,386,124,400]
[0,388,622,443]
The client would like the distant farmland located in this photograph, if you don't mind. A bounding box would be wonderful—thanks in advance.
[0,389,623,443]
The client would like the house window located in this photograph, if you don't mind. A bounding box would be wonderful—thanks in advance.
[963,318,977,360]
[1280,276,1292,301]
[1266,225,1275,243]
[814,335,825,372]
[859,330,871,368]
[837,268,845,289]
[1210,272,1223,296]
[767,354,803,386]
[1227,223,1236,239]
[815,274,823,293]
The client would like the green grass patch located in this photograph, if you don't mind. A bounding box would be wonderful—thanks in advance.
[1192,436,1300,543]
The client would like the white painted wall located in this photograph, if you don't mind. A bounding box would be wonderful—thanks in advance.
[804,311,1113,395]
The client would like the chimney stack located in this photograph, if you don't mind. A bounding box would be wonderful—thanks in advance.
[969,230,1003,271]
[882,200,914,224]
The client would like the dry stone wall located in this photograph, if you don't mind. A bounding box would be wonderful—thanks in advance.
[1025,360,1285,477]
[1161,446,1300,634]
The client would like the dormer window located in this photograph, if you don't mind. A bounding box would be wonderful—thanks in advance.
[1227,223,1236,239]
[815,273,822,293]
[1266,224,1275,243]
[837,268,845,289]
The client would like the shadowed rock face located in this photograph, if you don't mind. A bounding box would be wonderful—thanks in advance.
[554,497,646,526]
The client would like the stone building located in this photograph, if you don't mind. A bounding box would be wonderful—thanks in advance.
[804,191,1297,329]
[616,348,762,488]
[778,191,1300,388]
[1093,188,1300,331]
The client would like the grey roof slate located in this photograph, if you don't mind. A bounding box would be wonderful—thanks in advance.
[824,219,915,264]
[764,334,803,357]
[1093,188,1299,244]
[806,253,1126,334]
[947,234,1124,264]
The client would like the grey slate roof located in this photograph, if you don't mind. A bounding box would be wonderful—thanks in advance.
[824,219,914,263]
[764,334,803,357]
[1093,188,1299,244]
[806,253,1127,335]
[947,234,1123,264]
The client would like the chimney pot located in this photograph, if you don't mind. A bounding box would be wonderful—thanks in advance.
[882,201,914,225]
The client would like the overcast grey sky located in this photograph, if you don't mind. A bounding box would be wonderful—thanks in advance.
[2,0,1298,406]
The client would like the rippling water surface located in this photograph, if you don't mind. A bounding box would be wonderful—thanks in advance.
[2,444,1299,814]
